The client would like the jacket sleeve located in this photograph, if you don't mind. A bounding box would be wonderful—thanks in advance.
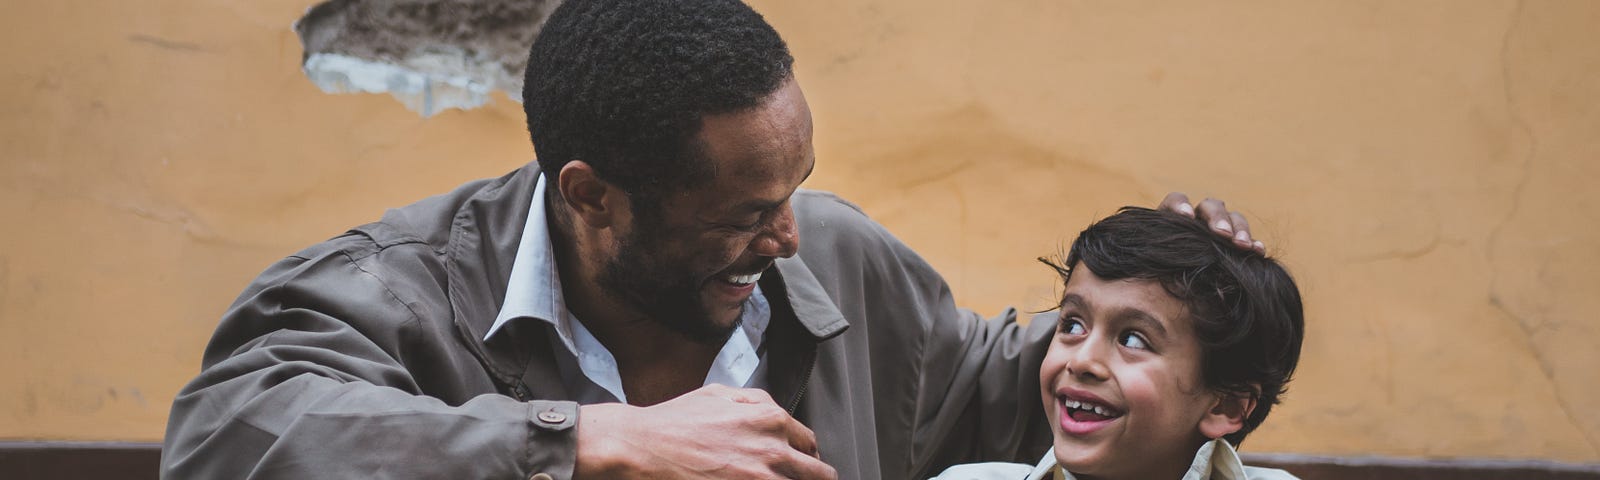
[789,191,1055,478]
[161,242,577,479]
[882,235,1056,477]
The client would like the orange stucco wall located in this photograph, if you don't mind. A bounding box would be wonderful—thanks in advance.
[2,0,1596,461]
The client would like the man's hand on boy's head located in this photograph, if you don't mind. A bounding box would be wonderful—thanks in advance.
[1158,192,1267,253]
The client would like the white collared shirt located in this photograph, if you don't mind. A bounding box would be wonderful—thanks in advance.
[484,174,770,404]
[931,438,1299,480]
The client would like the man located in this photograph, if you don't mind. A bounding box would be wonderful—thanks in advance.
[161,0,1262,478]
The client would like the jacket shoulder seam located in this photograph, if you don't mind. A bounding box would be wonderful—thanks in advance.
[337,249,426,329]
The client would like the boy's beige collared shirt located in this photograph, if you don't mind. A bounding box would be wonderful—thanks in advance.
[933,438,1299,480]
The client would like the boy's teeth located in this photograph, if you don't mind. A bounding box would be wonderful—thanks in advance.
[1062,396,1119,417]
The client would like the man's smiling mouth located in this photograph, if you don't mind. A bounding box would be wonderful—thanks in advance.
[723,271,762,286]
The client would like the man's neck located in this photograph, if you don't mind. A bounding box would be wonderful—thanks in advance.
[546,198,720,405]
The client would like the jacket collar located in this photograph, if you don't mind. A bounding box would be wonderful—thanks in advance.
[773,254,850,339]
[444,163,538,388]
[444,162,851,388]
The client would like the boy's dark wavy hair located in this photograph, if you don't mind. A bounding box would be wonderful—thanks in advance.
[1042,207,1305,445]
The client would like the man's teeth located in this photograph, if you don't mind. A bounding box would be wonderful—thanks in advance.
[725,271,762,285]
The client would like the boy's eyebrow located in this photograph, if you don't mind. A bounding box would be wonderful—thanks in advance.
[1059,293,1088,311]
[1061,292,1172,339]
[1114,308,1171,339]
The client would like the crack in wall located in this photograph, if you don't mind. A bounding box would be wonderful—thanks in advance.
[294,0,561,116]
[1483,0,1600,457]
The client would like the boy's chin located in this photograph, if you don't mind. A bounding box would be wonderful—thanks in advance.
[1051,437,1117,476]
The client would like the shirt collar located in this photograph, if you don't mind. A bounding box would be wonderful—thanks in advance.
[1036,438,1252,480]
[485,173,772,403]
[485,174,574,349]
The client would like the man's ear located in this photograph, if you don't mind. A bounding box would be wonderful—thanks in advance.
[1198,386,1258,440]
[555,161,627,229]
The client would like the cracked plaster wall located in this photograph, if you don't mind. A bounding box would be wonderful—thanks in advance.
[2,0,1598,462]
[295,0,559,116]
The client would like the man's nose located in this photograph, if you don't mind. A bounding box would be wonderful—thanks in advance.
[750,203,800,258]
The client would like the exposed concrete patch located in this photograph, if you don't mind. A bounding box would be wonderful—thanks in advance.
[294,0,561,116]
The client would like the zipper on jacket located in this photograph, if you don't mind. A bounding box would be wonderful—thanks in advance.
[785,349,816,415]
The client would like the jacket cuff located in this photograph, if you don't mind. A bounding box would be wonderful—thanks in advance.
[523,400,580,480]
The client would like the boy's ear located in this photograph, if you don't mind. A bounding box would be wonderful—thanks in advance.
[1198,385,1259,440]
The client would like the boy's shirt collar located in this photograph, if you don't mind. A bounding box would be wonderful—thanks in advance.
[1032,438,1292,480]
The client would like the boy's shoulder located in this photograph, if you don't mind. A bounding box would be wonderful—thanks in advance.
[928,442,1303,480]
[930,448,1056,480]
[1241,465,1300,479]
[928,461,1037,480]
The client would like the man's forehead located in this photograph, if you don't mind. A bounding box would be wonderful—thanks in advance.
[696,81,811,175]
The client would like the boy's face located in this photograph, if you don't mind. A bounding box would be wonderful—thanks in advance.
[1039,262,1226,478]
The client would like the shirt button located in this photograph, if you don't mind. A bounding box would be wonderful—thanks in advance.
[529,473,554,480]
[537,409,567,424]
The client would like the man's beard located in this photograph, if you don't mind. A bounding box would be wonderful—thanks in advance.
[596,226,742,345]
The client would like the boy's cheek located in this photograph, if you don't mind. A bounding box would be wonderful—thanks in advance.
[1038,345,1070,419]
[1038,345,1070,391]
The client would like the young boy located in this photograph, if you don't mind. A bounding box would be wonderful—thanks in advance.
[935,207,1305,480]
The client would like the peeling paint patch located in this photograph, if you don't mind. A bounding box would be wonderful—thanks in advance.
[294,0,561,117]
[303,53,494,116]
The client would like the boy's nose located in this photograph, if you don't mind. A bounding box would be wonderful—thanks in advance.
[1067,341,1112,381]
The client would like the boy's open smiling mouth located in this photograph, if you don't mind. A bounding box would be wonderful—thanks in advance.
[1057,388,1125,436]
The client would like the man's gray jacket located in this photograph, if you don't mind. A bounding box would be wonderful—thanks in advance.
[161,163,1055,479]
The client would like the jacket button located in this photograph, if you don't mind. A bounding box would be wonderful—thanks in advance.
[537,410,567,424]
[529,473,553,480]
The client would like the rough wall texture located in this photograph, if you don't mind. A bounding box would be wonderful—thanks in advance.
[1,0,1597,462]
[296,0,559,115]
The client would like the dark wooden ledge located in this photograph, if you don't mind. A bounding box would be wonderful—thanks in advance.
[2,441,1598,479]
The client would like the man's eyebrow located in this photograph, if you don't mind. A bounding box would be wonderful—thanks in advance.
[731,198,785,214]
[730,161,814,214]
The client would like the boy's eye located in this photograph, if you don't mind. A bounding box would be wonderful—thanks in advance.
[1118,331,1150,350]
[1059,317,1087,336]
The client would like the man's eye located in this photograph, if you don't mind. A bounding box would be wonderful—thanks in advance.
[720,218,761,232]
[724,214,764,232]
[1119,331,1149,350]
[1059,318,1086,335]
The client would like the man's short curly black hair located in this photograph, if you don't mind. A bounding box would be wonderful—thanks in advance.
[522,0,794,204]
[1043,207,1305,446]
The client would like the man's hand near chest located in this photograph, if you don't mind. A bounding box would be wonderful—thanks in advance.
[574,384,838,479]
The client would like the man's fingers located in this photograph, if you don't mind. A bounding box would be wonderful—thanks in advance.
[1159,192,1195,217]
[729,388,777,405]
[771,448,838,480]
[1190,197,1265,253]
[1228,211,1253,248]
[698,384,777,405]
[776,412,820,457]
[1195,198,1232,235]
